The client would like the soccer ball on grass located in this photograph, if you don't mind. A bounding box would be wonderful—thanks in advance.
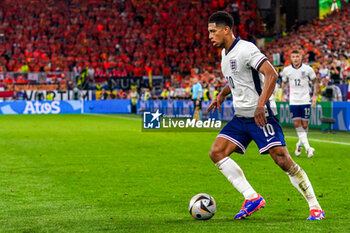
[188,193,216,220]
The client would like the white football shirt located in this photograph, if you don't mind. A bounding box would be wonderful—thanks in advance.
[221,37,277,117]
[281,64,316,105]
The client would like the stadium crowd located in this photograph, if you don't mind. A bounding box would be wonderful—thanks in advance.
[263,3,350,85]
[0,0,349,103]
[0,0,259,77]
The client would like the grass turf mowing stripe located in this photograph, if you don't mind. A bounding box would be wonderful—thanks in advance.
[88,114,350,146]
[0,114,348,232]
[285,136,350,146]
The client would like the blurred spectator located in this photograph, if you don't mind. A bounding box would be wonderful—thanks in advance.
[330,59,341,84]
[21,62,29,74]
[46,92,54,101]
[321,80,342,101]
[141,88,152,101]
[319,64,330,79]
[13,88,26,100]
[100,89,108,100]
[274,83,283,102]
[160,88,170,100]
[316,76,328,102]
[118,89,126,99]
[213,86,220,99]
[203,83,211,101]
[109,91,116,99]
[129,89,139,113]
[169,87,176,100]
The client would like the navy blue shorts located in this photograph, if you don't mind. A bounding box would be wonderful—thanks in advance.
[217,116,286,154]
[192,98,203,110]
[290,104,311,121]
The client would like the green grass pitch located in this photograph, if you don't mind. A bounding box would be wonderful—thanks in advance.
[0,114,349,232]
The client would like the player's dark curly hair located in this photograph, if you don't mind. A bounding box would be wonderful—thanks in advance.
[208,11,234,29]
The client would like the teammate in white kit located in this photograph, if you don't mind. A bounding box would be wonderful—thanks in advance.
[207,11,325,220]
[281,50,318,158]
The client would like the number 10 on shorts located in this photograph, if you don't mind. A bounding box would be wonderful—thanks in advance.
[262,123,275,137]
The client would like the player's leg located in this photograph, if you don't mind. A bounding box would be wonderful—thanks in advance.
[294,121,310,152]
[213,118,267,219]
[198,98,203,120]
[209,137,258,200]
[292,105,313,157]
[301,119,314,158]
[193,99,200,121]
[299,105,314,157]
[293,119,303,157]
[269,146,325,220]
[291,105,303,156]
[210,137,265,219]
[250,116,324,220]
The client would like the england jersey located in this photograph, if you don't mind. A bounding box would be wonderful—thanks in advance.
[221,37,277,118]
[281,64,316,105]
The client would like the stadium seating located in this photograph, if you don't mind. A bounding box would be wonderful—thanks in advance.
[0,0,259,79]
[0,0,348,99]
[262,4,350,84]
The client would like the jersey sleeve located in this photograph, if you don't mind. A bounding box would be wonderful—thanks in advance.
[245,43,268,71]
[308,66,316,80]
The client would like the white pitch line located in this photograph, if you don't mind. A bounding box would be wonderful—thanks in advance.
[285,136,350,146]
[86,114,141,121]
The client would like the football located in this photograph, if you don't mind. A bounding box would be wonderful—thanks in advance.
[188,193,216,220]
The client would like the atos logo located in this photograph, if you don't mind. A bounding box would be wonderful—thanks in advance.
[24,101,61,114]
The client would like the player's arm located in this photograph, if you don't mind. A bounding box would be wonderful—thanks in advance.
[207,85,230,113]
[255,60,278,127]
[280,70,288,97]
[311,78,319,107]
[281,81,287,96]
[309,67,318,107]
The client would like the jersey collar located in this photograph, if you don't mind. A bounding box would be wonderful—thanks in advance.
[225,36,240,56]
[291,63,303,69]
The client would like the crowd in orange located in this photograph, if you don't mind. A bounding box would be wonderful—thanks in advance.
[0,0,259,80]
[262,4,350,84]
[0,0,348,94]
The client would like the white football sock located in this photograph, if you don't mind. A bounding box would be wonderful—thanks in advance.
[302,127,311,150]
[296,127,310,151]
[287,164,321,210]
[215,157,258,200]
[296,140,301,146]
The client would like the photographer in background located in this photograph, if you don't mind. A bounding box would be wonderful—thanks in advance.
[321,80,342,102]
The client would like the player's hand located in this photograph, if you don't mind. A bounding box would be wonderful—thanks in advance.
[311,96,317,108]
[196,100,199,106]
[254,106,267,127]
[207,95,225,113]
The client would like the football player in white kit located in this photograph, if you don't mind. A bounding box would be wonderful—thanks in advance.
[207,11,324,220]
[281,50,318,158]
